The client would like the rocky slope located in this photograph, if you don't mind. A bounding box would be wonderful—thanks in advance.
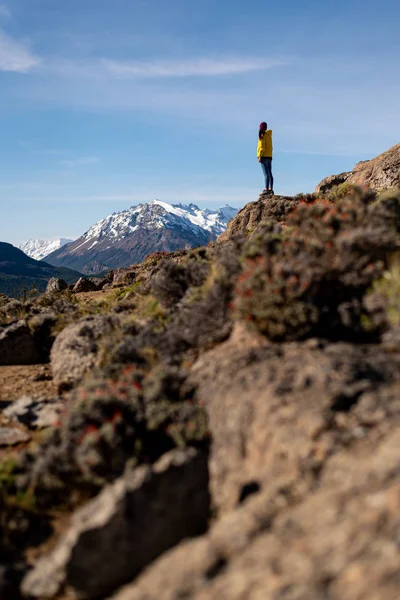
[0,242,83,297]
[1,177,400,598]
[316,142,400,194]
[19,238,74,261]
[45,200,237,275]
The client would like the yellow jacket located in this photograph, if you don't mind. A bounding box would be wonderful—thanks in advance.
[257,130,273,158]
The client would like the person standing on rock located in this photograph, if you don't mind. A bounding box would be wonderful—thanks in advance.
[257,122,274,195]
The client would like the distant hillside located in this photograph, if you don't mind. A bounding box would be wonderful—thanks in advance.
[45,200,237,274]
[0,242,83,297]
[19,238,74,261]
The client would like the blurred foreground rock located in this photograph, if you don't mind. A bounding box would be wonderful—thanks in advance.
[22,448,209,600]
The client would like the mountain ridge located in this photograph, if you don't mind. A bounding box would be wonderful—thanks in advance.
[45,199,237,275]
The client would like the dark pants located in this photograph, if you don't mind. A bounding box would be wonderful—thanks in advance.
[260,157,273,190]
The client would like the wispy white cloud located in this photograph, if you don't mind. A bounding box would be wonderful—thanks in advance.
[0,30,40,72]
[101,56,287,78]
[59,156,100,168]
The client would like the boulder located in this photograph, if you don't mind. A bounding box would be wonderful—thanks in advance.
[316,142,400,194]
[0,320,39,365]
[50,315,119,390]
[45,277,68,295]
[89,277,108,290]
[188,325,400,514]
[72,277,98,293]
[21,448,209,600]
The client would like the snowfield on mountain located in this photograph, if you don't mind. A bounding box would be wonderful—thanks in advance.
[19,238,74,261]
[45,200,238,274]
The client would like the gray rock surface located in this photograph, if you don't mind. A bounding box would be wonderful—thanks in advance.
[21,448,209,600]
[315,142,400,193]
[45,277,68,295]
[50,315,119,390]
[72,277,98,293]
[218,194,297,243]
[107,326,400,600]
[0,427,30,446]
[0,320,39,365]
[109,428,400,600]
[4,395,63,429]
[189,325,400,515]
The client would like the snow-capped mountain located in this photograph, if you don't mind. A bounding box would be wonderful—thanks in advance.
[45,200,238,275]
[19,238,74,261]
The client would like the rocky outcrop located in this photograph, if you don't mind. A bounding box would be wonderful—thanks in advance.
[22,448,209,600]
[110,426,400,600]
[107,324,400,600]
[218,194,298,243]
[190,326,400,514]
[316,142,400,194]
[50,315,120,390]
[2,183,400,600]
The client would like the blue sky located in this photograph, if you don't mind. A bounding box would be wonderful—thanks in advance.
[0,0,399,244]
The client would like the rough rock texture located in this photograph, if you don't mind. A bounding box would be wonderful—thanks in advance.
[218,194,298,243]
[316,142,400,194]
[16,363,209,508]
[233,192,400,342]
[0,427,30,446]
[21,448,209,600]
[108,326,400,600]
[4,395,63,429]
[3,182,400,600]
[189,325,400,515]
[72,277,98,293]
[109,429,400,600]
[50,315,120,391]
[45,277,68,295]
[89,277,108,290]
[0,320,39,365]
